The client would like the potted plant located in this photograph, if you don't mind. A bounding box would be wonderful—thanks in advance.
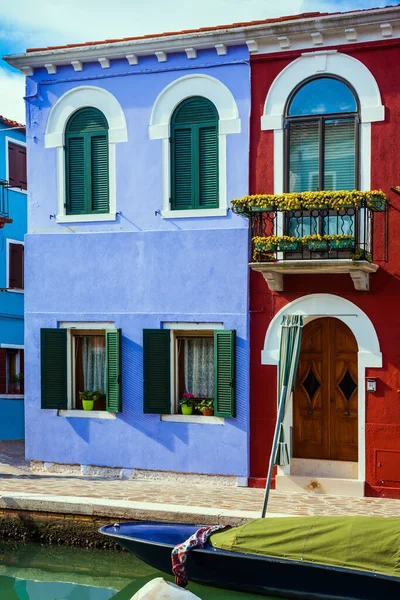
[79,390,101,411]
[179,393,195,415]
[8,373,23,394]
[198,399,214,417]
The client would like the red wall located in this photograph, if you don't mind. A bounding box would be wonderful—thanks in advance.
[249,41,400,498]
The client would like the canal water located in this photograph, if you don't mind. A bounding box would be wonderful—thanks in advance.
[0,540,280,599]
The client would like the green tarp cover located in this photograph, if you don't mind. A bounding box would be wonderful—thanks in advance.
[210,517,400,578]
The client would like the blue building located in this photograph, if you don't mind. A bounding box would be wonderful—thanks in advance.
[0,115,26,440]
[6,31,251,482]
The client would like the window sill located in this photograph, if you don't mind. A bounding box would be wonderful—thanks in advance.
[0,394,24,400]
[161,414,224,425]
[58,410,116,419]
[8,187,27,195]
[56,213,117,224]
[3,288,24,294]
[161,208,227,219]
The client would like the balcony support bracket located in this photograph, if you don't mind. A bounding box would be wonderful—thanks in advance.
[250,260,378,292]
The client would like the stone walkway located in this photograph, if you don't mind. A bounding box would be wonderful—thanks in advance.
[1,441,400,523]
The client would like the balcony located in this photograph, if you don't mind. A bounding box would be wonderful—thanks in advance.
[0,180,12,228]
[232,191,387,292]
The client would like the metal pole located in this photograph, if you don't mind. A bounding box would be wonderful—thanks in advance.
[261,385,287,518]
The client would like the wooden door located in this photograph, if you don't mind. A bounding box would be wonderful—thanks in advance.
[293,318,358,462]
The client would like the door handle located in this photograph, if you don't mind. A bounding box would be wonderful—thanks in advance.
[344,410,350,417]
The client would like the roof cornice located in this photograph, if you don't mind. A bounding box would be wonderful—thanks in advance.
[4,6,400,75]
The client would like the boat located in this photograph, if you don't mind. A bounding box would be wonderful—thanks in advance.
[99,516,400,599]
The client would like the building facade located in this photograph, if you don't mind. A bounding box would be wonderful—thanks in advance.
[245,7,400,498]
[6,37,251,480]
[0,116,26,440]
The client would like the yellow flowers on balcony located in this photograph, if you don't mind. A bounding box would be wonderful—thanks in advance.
[253,234,355,261]
[232,190,387,213]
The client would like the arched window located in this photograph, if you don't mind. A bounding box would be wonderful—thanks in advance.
[285,77,359,193]
[171,97,218,211]
[65,107,109,215]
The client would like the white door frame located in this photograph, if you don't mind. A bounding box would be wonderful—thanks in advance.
[261,293,382,482]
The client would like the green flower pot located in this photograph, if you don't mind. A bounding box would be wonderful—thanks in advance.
[181,404,193,415]
[307,240,329,250]
[82,400,94,411]
[330,238,354,249]
[255,242,277,253]
[279,241,300,251]
[250,206,274,212]
[368,196,386,212]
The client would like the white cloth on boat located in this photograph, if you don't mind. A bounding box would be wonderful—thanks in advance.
[130,577,201,599]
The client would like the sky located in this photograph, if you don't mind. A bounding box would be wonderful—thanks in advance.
[0,0,398,124]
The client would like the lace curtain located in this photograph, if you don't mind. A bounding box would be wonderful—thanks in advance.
[81,336,106,393]
[184,337,213,398]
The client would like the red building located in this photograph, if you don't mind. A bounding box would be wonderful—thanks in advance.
[244,6,400,498]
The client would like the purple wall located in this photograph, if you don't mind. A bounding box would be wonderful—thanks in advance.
[24,47,251,477]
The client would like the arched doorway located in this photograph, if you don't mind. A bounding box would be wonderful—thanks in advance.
[293,317,358,463]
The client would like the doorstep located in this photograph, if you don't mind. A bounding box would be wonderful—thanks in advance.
[275,475,364,497]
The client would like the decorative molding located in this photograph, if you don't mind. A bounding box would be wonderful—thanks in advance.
[215,43,227,55]
[98,57,110,68]
[45,63,57,74]
[250,260,379,292]
[261,293,382,485]
[5,7,400,73]
[381,23,393,38]
[278,36,291,49]
[311,31,323,46]
[126,53,138,65]
[155,51,167,62]
[185,47,197,59]
[345,28,358,42]
[44,86,127,223]
[20,66,33,76]
[149,74,241,218]
[262,51,385,131]
[246,40,258,53]
[71,60,82,71]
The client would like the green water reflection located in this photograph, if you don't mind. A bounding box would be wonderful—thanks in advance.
[0,541,279,599]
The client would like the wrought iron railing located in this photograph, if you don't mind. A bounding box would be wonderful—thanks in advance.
[0,180,10,219]
[243,201,387,263]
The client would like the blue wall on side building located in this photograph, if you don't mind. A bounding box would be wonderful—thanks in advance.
[0,123,26,440]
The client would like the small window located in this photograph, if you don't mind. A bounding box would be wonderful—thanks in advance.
[8,141,27,191]
[8,242,24,290]
[174,331,214,413]
[143,328,236,417]
[40,327,121,412]
[6,349,24,395]
[65,107,109,215]
[171,97,219,211]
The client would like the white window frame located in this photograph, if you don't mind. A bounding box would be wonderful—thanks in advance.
[1,344,24,398]
[5,136,27,194]
[44,86,127,224]
[161,322,224,424]
[149,74,241,219]
[6,238,24,293]
[58,321,115,415]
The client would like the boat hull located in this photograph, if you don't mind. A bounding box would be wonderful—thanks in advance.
[100,522,400,599]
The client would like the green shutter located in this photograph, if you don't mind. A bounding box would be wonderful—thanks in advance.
[199,125,218,208]
[65,107,109,215]
[171,97,218,211]
[214,330,236,418]
[172,128,193,210]
[66,136,86,214]
[105,328,122,413]
[143,329,171,414]
[91,134,109,212]
[41,328,67,409]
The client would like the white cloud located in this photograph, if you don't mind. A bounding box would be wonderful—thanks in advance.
[0,68,25,124]
[0,0,305,47]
